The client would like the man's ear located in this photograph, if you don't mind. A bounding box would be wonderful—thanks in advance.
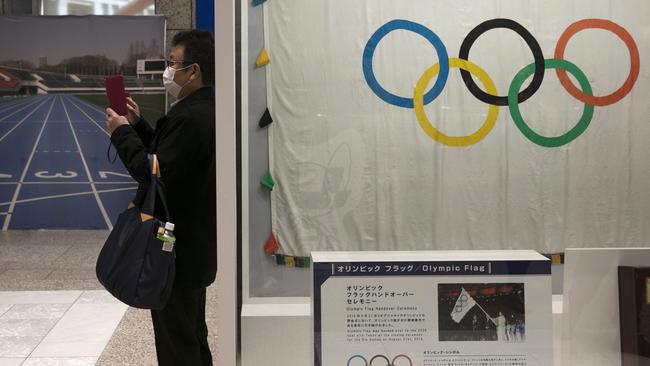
[190,64,201,81]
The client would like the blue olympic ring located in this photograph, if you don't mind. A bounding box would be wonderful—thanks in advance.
[362,19,449,109]
[347,355,368,366]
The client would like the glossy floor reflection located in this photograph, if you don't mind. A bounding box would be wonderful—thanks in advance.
[0,230,218,366]
[0,290,128,365]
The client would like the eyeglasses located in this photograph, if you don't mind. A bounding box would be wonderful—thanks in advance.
[166,60,195,68]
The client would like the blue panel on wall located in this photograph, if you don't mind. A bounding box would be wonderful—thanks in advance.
[196,0,214,34]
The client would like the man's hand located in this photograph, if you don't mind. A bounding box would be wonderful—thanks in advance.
[126,96,141,124]
[106,108,129,134]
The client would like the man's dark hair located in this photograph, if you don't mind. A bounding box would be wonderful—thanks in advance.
[172,30,215,84]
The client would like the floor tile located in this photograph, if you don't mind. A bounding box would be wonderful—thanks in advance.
[0,319,59,337]
[0,231,107,247]
[0,305,12,317]
[30,303,128,357]
[22,357,98,366]
[0,358,25,366]
[0,279,102,292]
[0,270,53,281]
[94,308,156,366]
[50,246,102,270]
[0,336,42,357]
[0,244,70,269]
[0,291,81,305]
[1,304,70,320]
[46,269,96,281]
[76,291,121,305]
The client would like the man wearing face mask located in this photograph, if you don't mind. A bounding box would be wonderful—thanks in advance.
[105,30,216,366]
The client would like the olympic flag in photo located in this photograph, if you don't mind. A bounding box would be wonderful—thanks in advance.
[451,287,477,323]
[264,0,650,257]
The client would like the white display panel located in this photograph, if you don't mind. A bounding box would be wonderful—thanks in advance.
[562,248,650,366]
[313,251,552,366]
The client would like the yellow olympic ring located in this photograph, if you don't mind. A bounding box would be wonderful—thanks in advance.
[413,58,499,147]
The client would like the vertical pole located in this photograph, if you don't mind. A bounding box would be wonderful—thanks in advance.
[215,0,238,364]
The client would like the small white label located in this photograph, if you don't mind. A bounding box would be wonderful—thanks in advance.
[162,242,174,252]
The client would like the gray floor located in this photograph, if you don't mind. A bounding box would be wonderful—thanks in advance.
[0,230,218,365]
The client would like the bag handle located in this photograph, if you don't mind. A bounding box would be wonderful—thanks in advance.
[128,153,160,210]
[140,154,171,222]
[151,154,161,178]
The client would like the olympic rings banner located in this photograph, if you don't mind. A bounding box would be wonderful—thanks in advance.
[362,18,639,147]
[347,354,413,366]
[264,0,650,256]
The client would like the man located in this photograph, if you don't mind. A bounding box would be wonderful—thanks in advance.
[490,311,507,342]
[471,314,479,341]
[105,30,216,365]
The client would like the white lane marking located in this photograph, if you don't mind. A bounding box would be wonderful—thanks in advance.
[0,98,34,114]
[2,95,57,230]
[61,95,113,230]
[0,186,138,207]
[98,171,132,179]
[0,97,31,110]
[0,181,137,185]
[0,97,51,143]
[34,171,79,179]
[64,96,110,137]
[69,95,110,116]
[0,96,44,116]
[0,96,46,123]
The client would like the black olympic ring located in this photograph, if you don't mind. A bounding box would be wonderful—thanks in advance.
[369,354,391,366]
[458,18,545,106]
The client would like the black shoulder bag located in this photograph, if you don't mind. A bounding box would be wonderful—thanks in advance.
[96,154,176,309]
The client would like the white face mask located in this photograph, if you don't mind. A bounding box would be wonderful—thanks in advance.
[162,65,192,98]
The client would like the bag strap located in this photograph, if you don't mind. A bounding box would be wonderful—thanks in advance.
[106,142,118,164]
[140,154,171,222]
[151,154,161,178]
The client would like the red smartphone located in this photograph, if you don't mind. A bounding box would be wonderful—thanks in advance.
[105,75,128,116]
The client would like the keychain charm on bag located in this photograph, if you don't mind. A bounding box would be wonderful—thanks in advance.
[157,222,176,252]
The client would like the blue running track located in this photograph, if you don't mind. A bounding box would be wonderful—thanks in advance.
[0,94,139,230]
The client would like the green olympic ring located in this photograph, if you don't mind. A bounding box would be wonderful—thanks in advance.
[508,59,594,148]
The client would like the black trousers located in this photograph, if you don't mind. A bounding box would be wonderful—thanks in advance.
[151,286,213,366]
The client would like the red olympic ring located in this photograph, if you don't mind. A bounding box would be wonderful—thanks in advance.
[392,354,413,366]
[554,18,640,107]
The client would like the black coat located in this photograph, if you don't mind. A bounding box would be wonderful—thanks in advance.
[110,87,216,288]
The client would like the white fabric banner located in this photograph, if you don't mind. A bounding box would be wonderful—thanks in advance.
[265,0,650,256]
[451,287,477,323]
